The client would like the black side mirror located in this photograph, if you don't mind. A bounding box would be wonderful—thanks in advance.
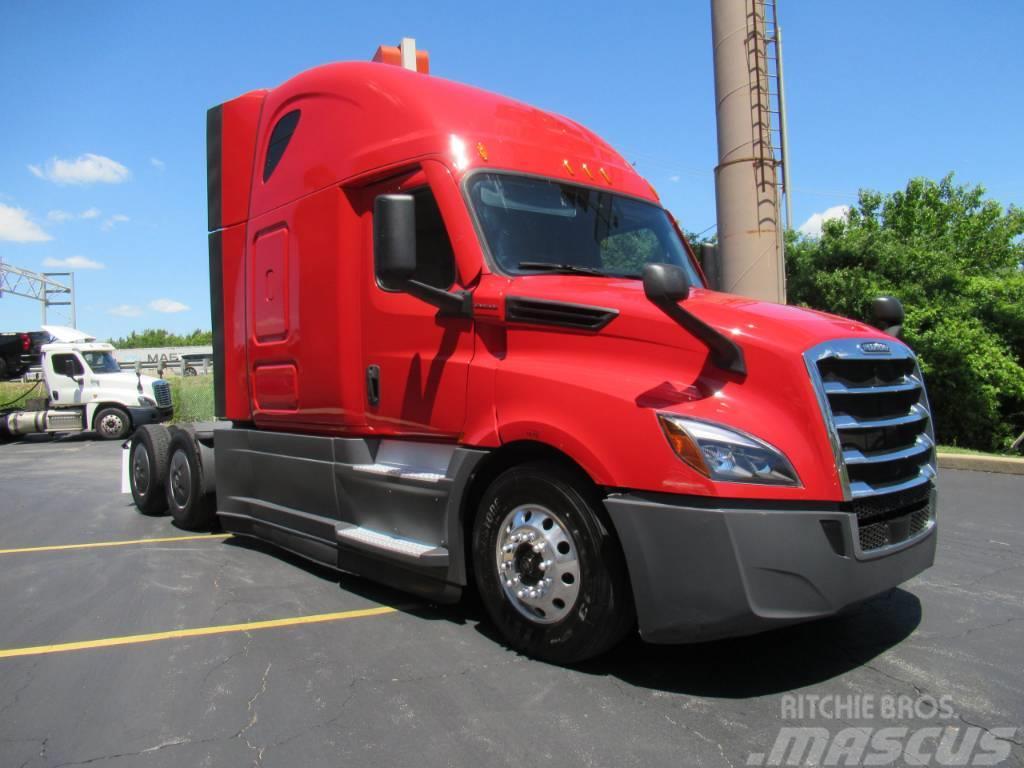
[372,193,472,318]
[642,262,746,376]
[374,194,417,286]
[642,263,692,304]
[870,296,904,338]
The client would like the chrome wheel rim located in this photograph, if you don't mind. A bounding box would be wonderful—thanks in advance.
[100,413,124,437]
[495,504,580,625]
[131,443,150,495]
[168,450,192,508]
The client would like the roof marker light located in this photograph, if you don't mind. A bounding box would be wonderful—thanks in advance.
[477,143,489,161]
[581,163,594,180]
[599,167,612,184]
[563,159,575,176]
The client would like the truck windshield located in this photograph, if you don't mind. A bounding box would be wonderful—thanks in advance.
[467,172,703,284]
[82,351,121,373]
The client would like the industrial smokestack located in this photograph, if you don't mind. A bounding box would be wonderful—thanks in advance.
[710,0,786,303]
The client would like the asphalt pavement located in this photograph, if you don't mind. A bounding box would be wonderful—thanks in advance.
[0,436,1020,767]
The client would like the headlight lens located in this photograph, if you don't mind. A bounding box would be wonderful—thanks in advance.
[138,396,157,407]
[658,414,800,486]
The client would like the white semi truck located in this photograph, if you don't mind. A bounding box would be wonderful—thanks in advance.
[0,327,173,442]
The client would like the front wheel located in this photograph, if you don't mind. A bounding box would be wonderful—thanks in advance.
[472,462,634,664]
[93,406,131,440]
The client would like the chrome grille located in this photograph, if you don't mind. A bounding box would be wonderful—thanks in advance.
[805,339,937,503]
[153,380,172,408]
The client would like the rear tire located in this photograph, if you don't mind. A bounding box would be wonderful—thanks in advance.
[472,462,634,664]
[129,425,171,515]
[94,406,131,440]
[165,429,216,531]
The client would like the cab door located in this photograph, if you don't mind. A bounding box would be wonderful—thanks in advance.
[46,352,85,405]
[356,171,474,437]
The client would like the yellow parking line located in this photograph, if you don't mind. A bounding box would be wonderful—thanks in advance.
[0,534,232,556]
[0,606,398,659]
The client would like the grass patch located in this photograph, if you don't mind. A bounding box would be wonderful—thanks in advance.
[936,444,1018,457]
[0,380,43,408]
[167,375,215,424]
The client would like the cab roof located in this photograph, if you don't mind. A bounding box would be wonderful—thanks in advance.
[244,61,658,219]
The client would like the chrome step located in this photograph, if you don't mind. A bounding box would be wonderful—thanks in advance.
[350,463,445,483]
[336,524,449,565]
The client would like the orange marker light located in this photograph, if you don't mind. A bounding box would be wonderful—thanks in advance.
[658,416,710,477]
[599,167,612,184]
[563,159,575,176]
[477,142,489,161]
[581,163,594,180]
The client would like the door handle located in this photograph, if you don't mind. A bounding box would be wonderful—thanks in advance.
[366,365,380,407]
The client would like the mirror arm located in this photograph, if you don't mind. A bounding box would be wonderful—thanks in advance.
[404,280,473,318]
[649,295,747,376]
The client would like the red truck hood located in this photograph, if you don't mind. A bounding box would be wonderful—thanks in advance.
[506,276,884,356]
[493,276,904,501]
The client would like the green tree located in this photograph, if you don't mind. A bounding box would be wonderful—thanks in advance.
[109,328,213,348]
[786,174,1024,451]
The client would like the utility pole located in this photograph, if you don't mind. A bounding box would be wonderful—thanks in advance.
[710,0,788,303]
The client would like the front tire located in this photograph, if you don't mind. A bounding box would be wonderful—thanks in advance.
[472,462,634,664]
[129,425,171,515]
[165,429,216,531]
[94,406,131,440]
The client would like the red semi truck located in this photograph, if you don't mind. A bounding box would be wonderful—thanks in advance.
[128,46,937,663]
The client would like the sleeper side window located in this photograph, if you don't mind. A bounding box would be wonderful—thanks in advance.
[262,110,301,182]
[377,188,457,291]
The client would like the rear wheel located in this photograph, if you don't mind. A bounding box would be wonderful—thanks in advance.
[165,429,216,531]
[129,425,171,515]
[472,462,634,664]
[94,406,131,440]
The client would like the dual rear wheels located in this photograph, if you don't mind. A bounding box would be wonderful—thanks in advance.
[129,424,216,530]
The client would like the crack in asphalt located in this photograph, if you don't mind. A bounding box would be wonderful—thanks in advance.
[234,661,271,767]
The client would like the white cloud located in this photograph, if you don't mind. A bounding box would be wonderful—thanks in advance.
[48,208,102,223]
[101,213,130,231]
[150,298,189,313]
[0,204,52,242]
[669,175,681,183]
[797,205,851,238]
[108,304,143,317]
[150,157,165,171]
[42,255,105,270]
[28,153,131,185]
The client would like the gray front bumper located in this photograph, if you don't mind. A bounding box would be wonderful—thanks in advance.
[604,491,936,644]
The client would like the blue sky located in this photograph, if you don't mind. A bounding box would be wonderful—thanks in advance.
[2,1,1021,340]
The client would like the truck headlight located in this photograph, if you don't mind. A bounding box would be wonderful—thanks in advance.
[657,414,800,486]
[138,396,157,407]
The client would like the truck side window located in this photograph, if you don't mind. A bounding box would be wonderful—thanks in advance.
[263,110,301,182]
[52,353,84,376]
[377,188,456,291]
